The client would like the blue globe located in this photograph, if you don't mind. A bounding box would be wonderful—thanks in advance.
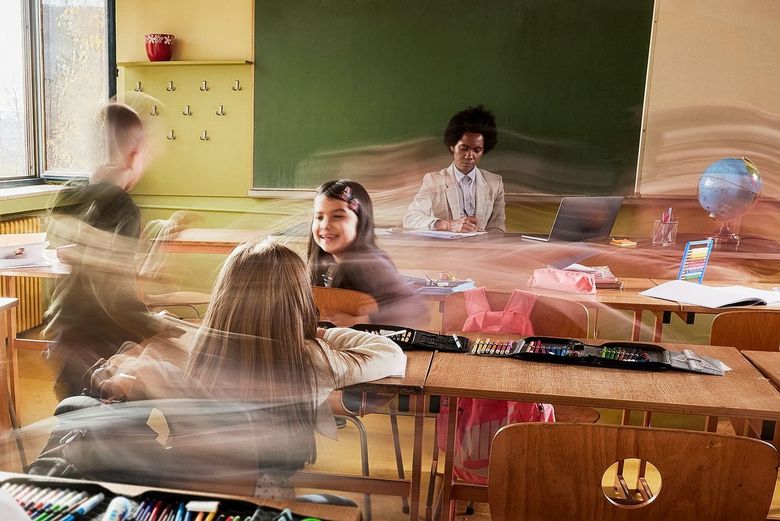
[697,157,761,221]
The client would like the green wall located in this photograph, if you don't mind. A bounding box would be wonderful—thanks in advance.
[253,0,653,192]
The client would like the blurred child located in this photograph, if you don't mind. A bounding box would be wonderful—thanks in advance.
[45,102,163,399]
[90,240,406,498]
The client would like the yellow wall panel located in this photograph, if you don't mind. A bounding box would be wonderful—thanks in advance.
[116,0,253,62]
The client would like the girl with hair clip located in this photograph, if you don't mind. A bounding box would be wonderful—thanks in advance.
[90,240,406,499]
[309,179,430,328]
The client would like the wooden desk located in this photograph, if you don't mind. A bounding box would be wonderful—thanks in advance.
[426,344,780,520]
[158,228,780,282]
[1,297,19,441]
[0,471,361,521]
[155,228,267,254]
[743,351,780,388]
[294,350,433,521]
[0,263,69,423]
[649,279,780,331]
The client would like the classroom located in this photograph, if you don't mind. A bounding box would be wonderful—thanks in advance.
[1,1,780,520]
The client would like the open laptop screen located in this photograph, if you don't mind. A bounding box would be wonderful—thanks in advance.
[524,196,623,242]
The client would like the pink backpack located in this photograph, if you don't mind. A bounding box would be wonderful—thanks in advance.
[437,288,555,485]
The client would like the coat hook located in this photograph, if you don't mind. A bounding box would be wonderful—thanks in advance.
[183,105,191,116]
[200,130,209,141]
[150,105,158,116]
[216,105,225,116]
[166,81,176,92]
[133,81,143,92]
[200,80,209,92]
[167,129,176,140]
[232,80,241,91]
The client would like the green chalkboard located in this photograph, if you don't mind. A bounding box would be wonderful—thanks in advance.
[253,0,653,194]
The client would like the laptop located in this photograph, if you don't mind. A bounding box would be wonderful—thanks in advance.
[521,196,624,242]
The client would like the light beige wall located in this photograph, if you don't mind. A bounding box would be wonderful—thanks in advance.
[639,0,780,198]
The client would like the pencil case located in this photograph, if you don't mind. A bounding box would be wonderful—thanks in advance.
[0,476,306,521]
[350,324,470,353]
[468,336,726,375]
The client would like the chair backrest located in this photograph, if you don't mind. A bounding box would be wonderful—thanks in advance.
[441,289,589,337]
[311,286,378,319]
[488,423,778,521]
[710,310,780,351]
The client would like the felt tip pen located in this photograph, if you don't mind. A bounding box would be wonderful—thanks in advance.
[174,502,186,521]
[59,492,105,521]
[43,492,88,521]
[452,334,462,350]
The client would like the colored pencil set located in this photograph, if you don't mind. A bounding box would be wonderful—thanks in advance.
[1,481,308,521]
[1,482,105,521]
[470,338,516,355]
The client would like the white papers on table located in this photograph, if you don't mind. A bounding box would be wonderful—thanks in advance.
[640,280,780,308]
[402,230,487,240]
[0,233,50,269]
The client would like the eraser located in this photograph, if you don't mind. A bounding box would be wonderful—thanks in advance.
[186,500,220,512]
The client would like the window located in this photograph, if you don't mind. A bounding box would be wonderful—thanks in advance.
[0,0,111,181]
[0,1,29,178]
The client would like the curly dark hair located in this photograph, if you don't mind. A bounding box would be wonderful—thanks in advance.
[443,105,498,154]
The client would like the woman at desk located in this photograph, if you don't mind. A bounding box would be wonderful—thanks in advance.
[403,105,506,233]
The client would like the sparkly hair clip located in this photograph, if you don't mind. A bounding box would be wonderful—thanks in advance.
[339,186,360,212]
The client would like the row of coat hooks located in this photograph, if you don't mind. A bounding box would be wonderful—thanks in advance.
[149,104,227,116]
[132,79,243,92]
[165,129,211,141]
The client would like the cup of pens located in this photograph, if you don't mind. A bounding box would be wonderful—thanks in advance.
[652,208,678,246]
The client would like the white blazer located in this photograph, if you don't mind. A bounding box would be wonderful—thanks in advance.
[403,165,506,232]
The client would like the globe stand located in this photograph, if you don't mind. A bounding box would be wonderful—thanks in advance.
[709,220,740,245]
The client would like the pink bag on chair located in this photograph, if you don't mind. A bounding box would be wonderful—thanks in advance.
[437,288,555,485]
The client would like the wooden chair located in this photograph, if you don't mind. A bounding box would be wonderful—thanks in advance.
[427,290,597,519]
[710,310,780,351]
[441,289,590,338]
[311,286,379,322]
[144,291,211,319]
[488,423,778,521]
[441,289,597,423]
[311,286,402,520]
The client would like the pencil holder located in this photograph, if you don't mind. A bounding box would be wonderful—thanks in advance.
[651,220,678,246]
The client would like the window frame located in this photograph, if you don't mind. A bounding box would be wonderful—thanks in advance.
[1,0,116,187]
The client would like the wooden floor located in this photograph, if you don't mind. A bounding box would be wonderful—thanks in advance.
[9,349,780,520]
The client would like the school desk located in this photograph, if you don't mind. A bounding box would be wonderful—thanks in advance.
[0,471,362,521]
[1,297,19,443]
[424,343,780,521]
[293,350,433,521]
[0,263,68,425]
[649,279,780,330]
[740,351,780,445]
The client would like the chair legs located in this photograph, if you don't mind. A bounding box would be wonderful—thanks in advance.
[338,415,371,521]
[387,402,410,514]
[336,398,409,521]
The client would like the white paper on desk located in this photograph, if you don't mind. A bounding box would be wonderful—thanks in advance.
[641,280,780,308]
[563,263,599,273]
[0,489,33,521]
[402,230,487,239]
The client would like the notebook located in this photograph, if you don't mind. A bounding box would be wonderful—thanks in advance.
[521,196,624,242]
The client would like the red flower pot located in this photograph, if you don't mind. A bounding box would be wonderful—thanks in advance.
[144,33,174,61]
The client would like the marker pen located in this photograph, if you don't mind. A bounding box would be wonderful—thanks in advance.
[58,492,105,521]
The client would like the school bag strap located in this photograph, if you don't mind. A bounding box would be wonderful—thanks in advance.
[462,287,537,335]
